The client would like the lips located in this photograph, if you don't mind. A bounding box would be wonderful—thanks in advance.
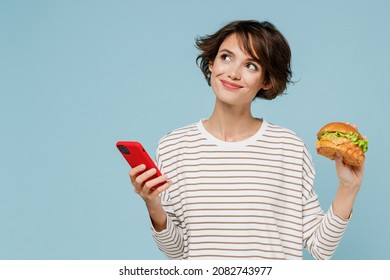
[220,79,243,90]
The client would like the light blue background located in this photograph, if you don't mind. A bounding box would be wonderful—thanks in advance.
[1,0,389,260]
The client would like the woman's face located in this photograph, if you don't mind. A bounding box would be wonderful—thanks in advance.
[209,33,269,107]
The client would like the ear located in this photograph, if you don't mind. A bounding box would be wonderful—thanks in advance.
[261,82,272,91]
[208,60,213,72]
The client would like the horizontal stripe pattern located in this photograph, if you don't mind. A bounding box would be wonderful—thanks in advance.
[152,120,349,259]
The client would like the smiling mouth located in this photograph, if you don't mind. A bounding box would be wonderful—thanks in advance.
[220,79,243,90]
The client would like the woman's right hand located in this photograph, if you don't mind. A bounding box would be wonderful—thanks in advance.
[129,164,172,207]
[129,164,172,231]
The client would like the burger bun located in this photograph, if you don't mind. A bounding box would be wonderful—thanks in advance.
[316,122,365,166]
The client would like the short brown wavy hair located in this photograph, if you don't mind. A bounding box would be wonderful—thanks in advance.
[196,20,292,100]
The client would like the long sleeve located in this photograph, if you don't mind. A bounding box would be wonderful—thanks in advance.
[151,145,185,259]
[151,210,185,259]
[301,145,350,259]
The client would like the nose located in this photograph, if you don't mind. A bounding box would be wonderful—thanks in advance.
[227,64,241,80]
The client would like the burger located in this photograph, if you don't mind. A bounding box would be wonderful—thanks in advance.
[316,122,368,166]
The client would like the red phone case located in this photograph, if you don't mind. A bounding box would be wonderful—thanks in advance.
[116,141,165,189]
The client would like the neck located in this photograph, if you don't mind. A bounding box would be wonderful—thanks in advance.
[203,99,261,142]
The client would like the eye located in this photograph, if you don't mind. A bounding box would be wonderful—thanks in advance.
[246,63,257,71]
[221,54,232,62]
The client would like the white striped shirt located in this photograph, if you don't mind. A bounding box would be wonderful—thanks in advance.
[152,119,349,259]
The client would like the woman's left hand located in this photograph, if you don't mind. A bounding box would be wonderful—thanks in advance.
[335,152,364,194]
[334,122,365,194]
[331,123,366,220]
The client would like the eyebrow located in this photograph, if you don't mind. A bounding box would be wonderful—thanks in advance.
[219,48,234,55]
[218,48,261,64]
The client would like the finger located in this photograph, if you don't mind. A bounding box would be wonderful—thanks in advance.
[345,121,358,130]
[129,164,146,179]
[139,180,172,201]
[354,159,365,176]
[334,152,345,168]
[143,175,168,191]
[135,168,157,186]
[151,180,172,195]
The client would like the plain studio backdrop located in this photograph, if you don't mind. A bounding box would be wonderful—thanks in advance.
[1,0,389,260]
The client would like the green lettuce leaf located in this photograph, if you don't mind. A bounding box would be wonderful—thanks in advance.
[321,131,368,153]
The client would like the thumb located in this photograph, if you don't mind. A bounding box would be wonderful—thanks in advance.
[334,152,344,167]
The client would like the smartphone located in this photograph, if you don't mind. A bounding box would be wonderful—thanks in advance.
[116,141,165,189]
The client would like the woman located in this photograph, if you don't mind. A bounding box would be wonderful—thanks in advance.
[129,20,364,259]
